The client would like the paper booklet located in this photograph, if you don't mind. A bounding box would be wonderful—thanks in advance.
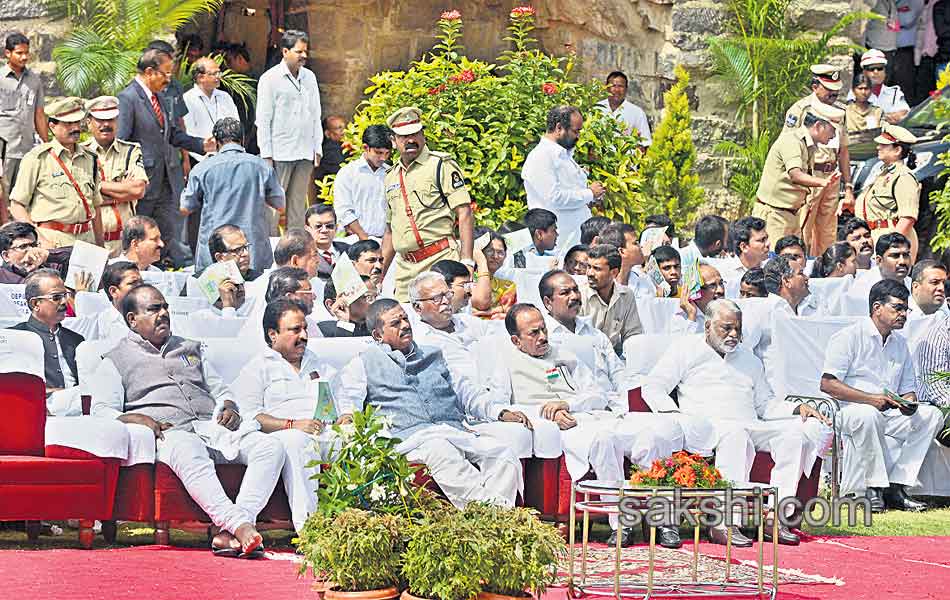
[502,228,534,254]
[644,255,671,297]
[312,380,338,424]
[330,253,369,306]
[474,231,491,252]
[196,259,244,305]
[65,240,109,290]
[678,244,703,301]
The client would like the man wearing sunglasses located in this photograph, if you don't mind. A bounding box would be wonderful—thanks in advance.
[0,221,71,284]
[10,269,83,415]
[850,49,911,125]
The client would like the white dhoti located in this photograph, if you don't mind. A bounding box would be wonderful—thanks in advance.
[156,429,285,535]
[469,420,535,459]
[711,417,831,516]
[268,429,339,533]
[398,424,522,509]
[614,412,687,468]
[836,402,943,495]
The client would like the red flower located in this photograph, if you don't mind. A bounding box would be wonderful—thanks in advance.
[672,466,697,488]
[510,6,536,17]
[459,69,475,83]
[541,82,558,95]
[440,10,461,21]
[428,84,447,95]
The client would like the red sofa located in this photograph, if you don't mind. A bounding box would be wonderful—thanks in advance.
[1,372,121,548]
[522,388,822,527]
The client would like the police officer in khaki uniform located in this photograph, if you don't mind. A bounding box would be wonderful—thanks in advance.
[380,107,475,301]
[9,97,104,247]
[856,124,921,260]
[82,96,148,257]
[753,103,845,245]
[784,64,855,256]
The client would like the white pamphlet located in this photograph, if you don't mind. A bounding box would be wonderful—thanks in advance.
[474,232,491,252]
[65,240,109,291]
[503,228,534,254]
[196,260,244,305]
[331,253,369,306]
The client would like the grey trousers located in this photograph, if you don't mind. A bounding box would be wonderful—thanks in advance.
[273,159,312,234]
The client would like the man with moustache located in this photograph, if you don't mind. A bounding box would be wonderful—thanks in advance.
[645,299,832,546]
[821,279,944,512]
[0,221,71,284]
[91,284,284,558]
[347,239,384,289]
[909,260,949,317]
[334,298,523,508]
[838,218,875,271]
[82,96,148,256]
[522,105,606,246]
[670,263,726,334]
[380,107,475,301]
[9,97,105,247]
[10,269,85,415]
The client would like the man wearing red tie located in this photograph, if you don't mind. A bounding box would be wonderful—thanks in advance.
[304,203,350,280]
[117,48,215,267]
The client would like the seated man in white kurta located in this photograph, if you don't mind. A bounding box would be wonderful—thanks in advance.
[820,278,944,513]
[643,299,832,547]
[67,260,143,342]
[231,298,340,533]
[409,271,534,458]
[334,298,522,509]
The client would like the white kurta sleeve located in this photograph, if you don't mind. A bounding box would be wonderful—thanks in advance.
[89,358,125,420]
[641,346,686,413]
[311,78,323,158]
[896,344,917,396]
[567,360,610,413]
[821,328,854,381]
[333,355,368,415]
[255,73,274,159]
[198,343,234,410]
[332,168,359,226]
[521,153,594,211]
[231,362,268,421]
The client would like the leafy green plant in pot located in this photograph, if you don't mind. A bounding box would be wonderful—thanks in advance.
[296,509,406,600]
[463,504,565,600]
[401,510,485,600]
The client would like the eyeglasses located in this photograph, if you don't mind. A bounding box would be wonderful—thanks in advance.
[700,280,725,291]
[141,302,170,315]
[34,291,74,303]
[9,241,39,252]
[483,248,507,258]
[224,244,251,255]
[311,223,337,231]
[291,290,316,296]
[451,281,474,291]
[885,302,910,313]
[865,66,885,72]
[415,290,454,304]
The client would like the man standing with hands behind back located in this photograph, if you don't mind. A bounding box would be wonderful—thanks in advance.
[380,106,475,301]
[256,30,323,234]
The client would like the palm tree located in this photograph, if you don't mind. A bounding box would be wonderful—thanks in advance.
[47,0,254,109]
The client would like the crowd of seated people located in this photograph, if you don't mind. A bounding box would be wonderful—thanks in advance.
[6,204,950,556]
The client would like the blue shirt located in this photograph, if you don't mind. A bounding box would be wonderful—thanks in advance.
[180,143,285,272]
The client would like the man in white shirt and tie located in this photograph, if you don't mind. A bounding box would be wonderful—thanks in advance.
[521,105,606,247]
[256,30,323,232]
[595,71,652,147]
[334,125,392,241]
[182,57,240,162]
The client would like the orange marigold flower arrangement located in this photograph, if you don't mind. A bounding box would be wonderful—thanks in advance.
[628,452,729,489]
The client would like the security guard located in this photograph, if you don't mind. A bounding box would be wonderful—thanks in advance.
[82,96,148,257]
[753,102,845,244]
[856,124,921,260]
[380,106,475,301]
[9,97,104,247]
[784,64,854,256]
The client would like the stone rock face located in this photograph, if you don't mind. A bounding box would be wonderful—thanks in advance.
[0,2,47,21]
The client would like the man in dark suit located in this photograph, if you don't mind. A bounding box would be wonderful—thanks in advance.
[117,48,213,267]
[9,269,84,415]
[317,275,375,337]
[304,203,349,280]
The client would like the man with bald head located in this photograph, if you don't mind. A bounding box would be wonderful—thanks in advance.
[644,299,831,546]
[91,284,284,558]
[670,262,726,334]
[182,57,240,163]
[334,298,522,509]
[10,269,84,415]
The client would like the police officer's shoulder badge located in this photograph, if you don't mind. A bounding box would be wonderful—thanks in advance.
[451,171,464,190]
[785,113,799,128]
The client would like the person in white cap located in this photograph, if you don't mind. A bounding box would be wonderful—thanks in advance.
[849,49,911,124]
[784,64,855,257]
[82,96,149,257]
[758,103,845,245]
[855,124,921,259]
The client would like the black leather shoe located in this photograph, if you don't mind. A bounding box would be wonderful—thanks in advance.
[762,521,800,546]
[656,525,682,549]
[883,484,928,512]
[606,527,636,548]
[865,487,887,513]
[709,525,752,547]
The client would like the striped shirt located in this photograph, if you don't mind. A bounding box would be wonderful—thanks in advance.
[914,314,950,407]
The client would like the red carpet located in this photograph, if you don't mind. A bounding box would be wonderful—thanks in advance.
[1,536,949,599]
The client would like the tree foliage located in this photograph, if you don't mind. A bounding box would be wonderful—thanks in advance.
[326,7,645,228]
[638,66,705,229]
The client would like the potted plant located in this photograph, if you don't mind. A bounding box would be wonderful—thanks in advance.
[463,504,565,600]
[401,510,484,600]
[296,509,405,600]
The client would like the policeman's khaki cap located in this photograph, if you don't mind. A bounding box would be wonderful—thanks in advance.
[874,124,918,145]
[810,64,842,91]
[86,96,120,120]
[861,49,888,68]
[387,106,424,135]
[806,102,845,123]
[45,97,87,122]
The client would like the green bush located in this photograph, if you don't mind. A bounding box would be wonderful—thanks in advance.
[322,7,644,227]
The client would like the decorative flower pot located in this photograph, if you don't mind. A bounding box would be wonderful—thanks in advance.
[325,587,400,600]
[477,592,533,600]
[400,590,431,600]
[312,580,335,599]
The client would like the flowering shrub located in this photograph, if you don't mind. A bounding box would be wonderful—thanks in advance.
[334,7,645,227]
[629,451,729,488]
